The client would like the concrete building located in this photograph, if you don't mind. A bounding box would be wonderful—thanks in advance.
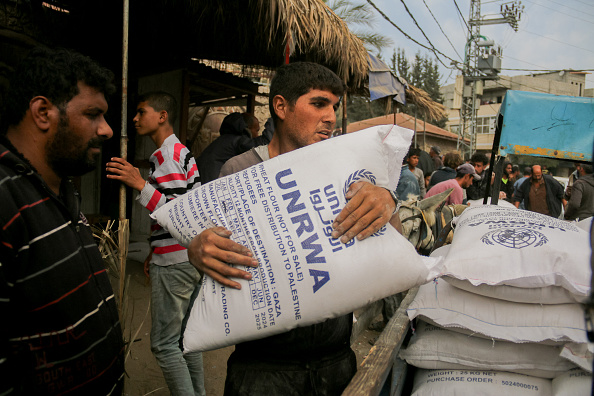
[441,71,591,152]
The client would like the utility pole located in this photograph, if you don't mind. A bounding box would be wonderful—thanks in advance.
[458,1,524,156]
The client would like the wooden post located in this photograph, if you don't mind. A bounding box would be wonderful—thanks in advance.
[118,0,130,314]
[342,89,348,135]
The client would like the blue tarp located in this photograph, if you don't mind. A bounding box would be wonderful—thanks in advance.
[368,53,407,104]
[498,90,594,162]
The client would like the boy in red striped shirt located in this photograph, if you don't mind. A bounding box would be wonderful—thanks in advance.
[106,92,204,396]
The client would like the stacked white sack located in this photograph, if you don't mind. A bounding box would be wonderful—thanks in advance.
[401,206,592,393]
[151,125,444,353]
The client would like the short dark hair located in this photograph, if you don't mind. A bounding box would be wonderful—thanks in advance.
[582,164,593,174]
[269,62,345,121]
[138,91,178,125]
[523,166,532,176]
[470,152,488,166]
[2,46,115,131]
[407,147,421,158]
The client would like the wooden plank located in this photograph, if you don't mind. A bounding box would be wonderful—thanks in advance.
[350,301,382,345]
[342,287,419,396]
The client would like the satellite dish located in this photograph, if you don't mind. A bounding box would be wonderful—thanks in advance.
[559,71,565,77]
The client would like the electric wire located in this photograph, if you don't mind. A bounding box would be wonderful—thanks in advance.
[422,0,464,61]
[397,0,453,68]
[541,0,594,18]
[452,0,470,31]
[521,29,594,54]
[522,0,594,25]
[366,0,459,69]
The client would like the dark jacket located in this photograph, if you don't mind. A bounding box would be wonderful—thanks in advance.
[514,174,565,218]
[198,113,273,184]
[0,139,124,394]
[428,167,456,190]
[564,173,594,220]
[466,171,487,201]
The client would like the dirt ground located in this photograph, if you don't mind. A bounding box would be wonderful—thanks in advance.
[122,242,380,396]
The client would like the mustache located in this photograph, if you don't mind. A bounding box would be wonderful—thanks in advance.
[87,138,105,149]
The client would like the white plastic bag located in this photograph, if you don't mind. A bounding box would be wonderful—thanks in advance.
[152,125,443,352]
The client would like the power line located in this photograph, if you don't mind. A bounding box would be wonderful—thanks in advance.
[567,0,594,8]
[541,0,594,18]
[500,68,594,72]
[521,29,594,54]
[397,0,453,68]
[421,0,464,61]
[452,0,470,31]
[365,0,459,69]
[522,0,594,25]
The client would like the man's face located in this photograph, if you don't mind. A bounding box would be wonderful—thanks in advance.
[279,89,340,151]
[46,82,112,177]
[532,167,543,182]
[461,174,474,189]
[407,155,419,168]
[133,101,161,136]
[472,161,485,174]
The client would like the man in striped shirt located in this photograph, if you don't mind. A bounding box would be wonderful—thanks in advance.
[106,92,204,395]
[0,47,124,394]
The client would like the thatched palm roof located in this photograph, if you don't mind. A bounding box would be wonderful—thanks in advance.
[1,0,443,116]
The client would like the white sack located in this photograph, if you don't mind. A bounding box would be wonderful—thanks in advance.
[552,369,592,396]
[431,245,582,304]
[151,125,443,352]
[407,280,588,344]
[576,217,592,232]
[467,199,516,207]
[560,343,594,373]
[442,206,591,298]
[400,321,575,378]
[411,369,552,396]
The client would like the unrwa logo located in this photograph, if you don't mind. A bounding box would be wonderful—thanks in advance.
[480,228,548,249]
[343,170,385,237]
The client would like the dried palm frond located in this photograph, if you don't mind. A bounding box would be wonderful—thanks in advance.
[405,84,447,121]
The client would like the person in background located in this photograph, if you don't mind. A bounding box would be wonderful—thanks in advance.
[565,163,583,201]
[513,167,532,209]
[429,145,443,169]
[188,62,400,395]
[406,147,426,198]
[513,165,566,218]
[428,151,463,190]
[425,163,479,205]
[466,152,489,201]
[500,161,515,203]
[564,164,594,221]
[416,146,435,186]
[0,46,124,394]
[511,164,520,182]
[106,92,205,396]
[197,112,272,184]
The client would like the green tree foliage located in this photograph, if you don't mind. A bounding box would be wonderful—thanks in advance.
[389,48,447,127]
[324,0,392,56]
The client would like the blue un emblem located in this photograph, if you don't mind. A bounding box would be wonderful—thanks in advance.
[480,228,548,249]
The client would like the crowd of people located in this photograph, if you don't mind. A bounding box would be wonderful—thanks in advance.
[1,45,592,396]
[397,146,594,222]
